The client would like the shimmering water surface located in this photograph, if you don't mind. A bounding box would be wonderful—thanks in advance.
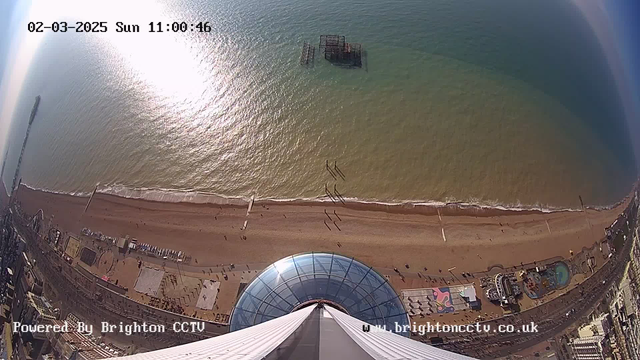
[3,0,637,208]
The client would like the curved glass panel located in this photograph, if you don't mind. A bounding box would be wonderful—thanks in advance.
[230,253,410,336]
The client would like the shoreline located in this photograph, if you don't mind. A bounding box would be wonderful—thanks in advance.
[20,181,636,217]
[13,183,635,274]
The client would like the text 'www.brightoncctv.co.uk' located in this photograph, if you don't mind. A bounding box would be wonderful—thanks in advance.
[362,322,539,336]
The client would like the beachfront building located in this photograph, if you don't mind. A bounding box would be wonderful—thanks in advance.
[46,318,117,359]
[11,292,58,359]
[570,336,606,360]
[484,272,521,307]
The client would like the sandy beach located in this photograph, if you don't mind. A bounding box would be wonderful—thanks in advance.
[14,184,632,274]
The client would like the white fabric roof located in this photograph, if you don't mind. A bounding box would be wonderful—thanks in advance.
[108,305,476,360]
[108,306,314,360]
[324,306,476,360]
[461,286,477,302]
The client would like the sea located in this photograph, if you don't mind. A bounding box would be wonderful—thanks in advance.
[2,0,637,209]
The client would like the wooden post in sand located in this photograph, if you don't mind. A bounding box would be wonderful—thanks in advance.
[246,195,254,217]
[579,195,595,244]
[241,195,254,231]
[578,195,585,210]
[84,184,99,214]
[437,208,447,242]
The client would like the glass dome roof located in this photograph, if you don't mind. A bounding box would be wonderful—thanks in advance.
[230,253,409,336]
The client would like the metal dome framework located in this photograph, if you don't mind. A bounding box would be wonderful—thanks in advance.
[230,253,410,336]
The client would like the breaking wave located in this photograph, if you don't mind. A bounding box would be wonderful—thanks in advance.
[20,183,627,213]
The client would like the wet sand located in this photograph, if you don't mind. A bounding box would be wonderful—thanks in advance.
[14,185,632,274]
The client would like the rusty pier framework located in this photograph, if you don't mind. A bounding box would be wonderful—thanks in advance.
[319,35,362,67]
[299,41,315,66]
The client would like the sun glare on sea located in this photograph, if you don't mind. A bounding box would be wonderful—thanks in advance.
[29,0,208,102]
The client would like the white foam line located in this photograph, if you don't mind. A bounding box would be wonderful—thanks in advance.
[20,182,628,214]
[22,183,92,197]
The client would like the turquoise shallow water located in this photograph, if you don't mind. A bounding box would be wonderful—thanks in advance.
[2,0,637,208]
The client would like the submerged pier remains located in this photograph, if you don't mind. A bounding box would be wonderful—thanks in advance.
[319,35,362,67]
[299,41,315,66]
[299,35,363,68]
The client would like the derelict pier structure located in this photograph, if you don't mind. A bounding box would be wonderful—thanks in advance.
[300,35,363,68]
[300,41,316,66]
[319,35,362,67]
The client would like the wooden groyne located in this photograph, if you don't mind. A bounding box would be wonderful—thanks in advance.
[83,184,99,214]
